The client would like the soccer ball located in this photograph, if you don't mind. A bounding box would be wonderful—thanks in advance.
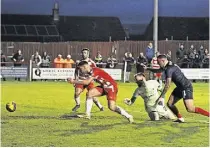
[6,101,16,112]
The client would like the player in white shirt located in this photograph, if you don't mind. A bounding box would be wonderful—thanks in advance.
[124,73,175,121]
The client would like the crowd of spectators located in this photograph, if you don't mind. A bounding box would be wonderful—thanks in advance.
[1,43,209,82]
[176,44,209,69]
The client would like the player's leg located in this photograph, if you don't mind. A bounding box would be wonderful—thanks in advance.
[156,104,176,120]
[183,88,210,117]
[106,87,133,123]
[149,111,160,121]
[108,100,133,123]
[87,83,104,111]
[93,98,104,111]
[85,87,104,118]
[72,85,84,112]
[167,87,184,122]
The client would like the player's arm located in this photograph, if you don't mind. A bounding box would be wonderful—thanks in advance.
[156,68,173,103]
[124,88,140,105]
[142,64,163,73]
[68,77,94,85]
[158,77,171,98]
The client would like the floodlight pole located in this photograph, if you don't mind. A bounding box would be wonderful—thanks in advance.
[153,0,158,53]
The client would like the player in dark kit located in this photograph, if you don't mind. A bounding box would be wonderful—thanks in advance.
[143,54,209,122]
[68,61,134,123]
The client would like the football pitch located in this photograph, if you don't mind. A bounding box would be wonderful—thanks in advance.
[1,81,209,147]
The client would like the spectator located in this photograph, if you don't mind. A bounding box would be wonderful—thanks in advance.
[123,52,135,83]
[41,51,51,68]
[188,44,195,56]
[12,49,24,81]
[176,44,186,66]
[188,49,197,68]
[106,55,117,69]
[145,42,154,64]
[95,51,103,68]
[31,51,42,68]
[192,54,201,83]
[202,49,209,83]
[136,52,147,73]
[166,50,172,61]
[54,54,64,81]
[1,50,7,81]
[180,55,191,68]
[192,54,201,68]
[40,51,51,81]
[54,54,64,68]
[202,49,210,68]
[64,54,75,68]
[198,45,205,61]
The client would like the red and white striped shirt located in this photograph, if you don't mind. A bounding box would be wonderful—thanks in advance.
[151,57,160,69]
[76,58,97,80]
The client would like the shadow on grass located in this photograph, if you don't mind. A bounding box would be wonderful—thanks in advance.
[57,121,125,136]
[6,115,58,120]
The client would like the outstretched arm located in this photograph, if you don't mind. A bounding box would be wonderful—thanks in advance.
[141,64,163,73]
[68,77,94,85]
[124,88,140,105]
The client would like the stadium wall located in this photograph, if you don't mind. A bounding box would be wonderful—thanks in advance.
[1,40,209,63]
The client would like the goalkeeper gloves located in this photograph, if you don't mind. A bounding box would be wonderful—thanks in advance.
[124,98,133,106]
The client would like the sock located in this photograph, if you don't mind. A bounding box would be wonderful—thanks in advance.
[86,98,93,116]
[93,98,103,109]
[168,105,182,118]
[74,96,80,105]
[116,106,132,118]
[195,107,210,117]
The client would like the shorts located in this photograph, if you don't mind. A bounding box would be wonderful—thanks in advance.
[172,86,193,101]
[154,73,162,78]
[75,82,94,91]
[95,85,118,101]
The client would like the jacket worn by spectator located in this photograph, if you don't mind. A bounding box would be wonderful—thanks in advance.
[198,46,205,60]
[64,55,75,68]
[12,53,24,67]
[123,55,135,72]
[54,55,64,68]
[180,55,191,68]
[145,44,154,63]
[176,48,186,60]
[202,54,210,68]
[192,54,201,68]
[31,53,42,68]
[95,53,103,68]
[136,55,147,73]
[41,52,50,68]
[1,52,6,67]
[106,56,117,68]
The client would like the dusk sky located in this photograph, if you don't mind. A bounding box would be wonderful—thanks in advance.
[1,0,209,24]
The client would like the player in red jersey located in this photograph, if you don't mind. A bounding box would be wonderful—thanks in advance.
[68,61,134,123]
[72,48,103,112]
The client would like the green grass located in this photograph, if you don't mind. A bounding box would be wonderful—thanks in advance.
[1,81,209,147]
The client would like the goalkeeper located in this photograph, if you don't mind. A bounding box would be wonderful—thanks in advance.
[124,73,175,121]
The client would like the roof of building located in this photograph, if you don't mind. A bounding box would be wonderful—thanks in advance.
[1,14,126,42]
